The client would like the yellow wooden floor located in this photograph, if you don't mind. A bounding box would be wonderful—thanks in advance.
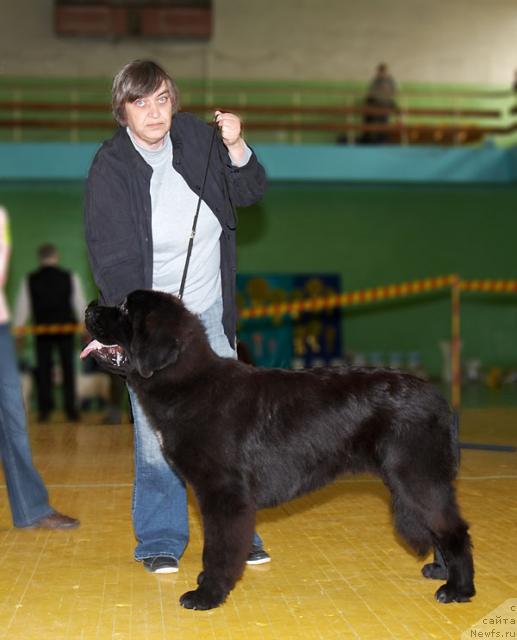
[0,408,516,640]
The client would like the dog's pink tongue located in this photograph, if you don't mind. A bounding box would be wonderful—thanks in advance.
[80,339,115,359]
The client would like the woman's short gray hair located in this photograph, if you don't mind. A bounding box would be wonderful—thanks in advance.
[111,60,180,126]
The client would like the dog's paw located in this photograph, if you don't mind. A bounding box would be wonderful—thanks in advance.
[435,583,474,603]
[179,586,226,610]
[422,562,448,580]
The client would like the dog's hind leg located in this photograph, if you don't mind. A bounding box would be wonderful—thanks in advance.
[421,545,448,580]
[425,499,475,603]
[179,492,255,611]
[390,491,434,556]
[386,473,474,602]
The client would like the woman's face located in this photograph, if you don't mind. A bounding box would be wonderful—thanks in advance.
[124,81,173,150]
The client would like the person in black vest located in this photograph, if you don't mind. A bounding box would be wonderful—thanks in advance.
[15,244,86,423]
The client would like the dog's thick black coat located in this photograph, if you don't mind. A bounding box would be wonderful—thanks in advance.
[85,290,475,610]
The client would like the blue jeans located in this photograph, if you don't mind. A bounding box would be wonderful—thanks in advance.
[129,298,263,561]
[0,323,53,527]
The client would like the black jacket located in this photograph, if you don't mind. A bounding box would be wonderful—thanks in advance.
[29,266,75,325]
[84,112,267,344]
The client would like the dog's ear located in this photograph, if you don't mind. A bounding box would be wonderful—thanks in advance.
[132,337,180,379]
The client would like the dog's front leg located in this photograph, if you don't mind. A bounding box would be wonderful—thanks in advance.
[180,497,255,610]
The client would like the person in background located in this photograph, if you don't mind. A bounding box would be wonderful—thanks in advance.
[84,59,269,574]
[360,62,398,144]
[367,62,398,107]
[15,243,86,423]
[0,206,79,529]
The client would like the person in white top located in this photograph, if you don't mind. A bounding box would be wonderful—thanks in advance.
[84,60,269,574]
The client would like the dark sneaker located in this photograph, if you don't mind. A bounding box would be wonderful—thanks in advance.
[246,546,271,565]
[143,556,178,574]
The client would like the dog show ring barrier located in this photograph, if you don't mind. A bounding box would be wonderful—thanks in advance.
[12,275,517,422]
[239,274,517,409]
[14,322,82,336]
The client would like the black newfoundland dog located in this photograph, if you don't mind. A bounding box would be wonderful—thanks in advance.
[84,289,475,611]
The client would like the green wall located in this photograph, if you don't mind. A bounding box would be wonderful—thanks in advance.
[237,183,517,377]
[2,181,517,378]
[1,183,96,300]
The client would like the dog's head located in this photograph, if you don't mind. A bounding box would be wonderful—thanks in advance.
[83,290,196,379]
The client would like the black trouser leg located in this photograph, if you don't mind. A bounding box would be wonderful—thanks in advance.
[57,335,78,420]
[35,337,53,418]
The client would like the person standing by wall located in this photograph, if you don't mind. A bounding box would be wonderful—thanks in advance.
[360,62,398,144]
[84,60,270,574]
[0,206,79,529]
[15,243,86,423]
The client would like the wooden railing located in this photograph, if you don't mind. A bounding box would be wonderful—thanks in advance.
[0,81,515,145]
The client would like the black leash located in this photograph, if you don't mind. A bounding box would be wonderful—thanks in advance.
[178,120,218,301]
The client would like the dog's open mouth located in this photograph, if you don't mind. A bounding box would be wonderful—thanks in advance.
[80,340,129,371]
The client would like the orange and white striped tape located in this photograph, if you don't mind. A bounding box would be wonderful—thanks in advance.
[240,275,455,320]
[10,276,517,331]
[13,323,85,337]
